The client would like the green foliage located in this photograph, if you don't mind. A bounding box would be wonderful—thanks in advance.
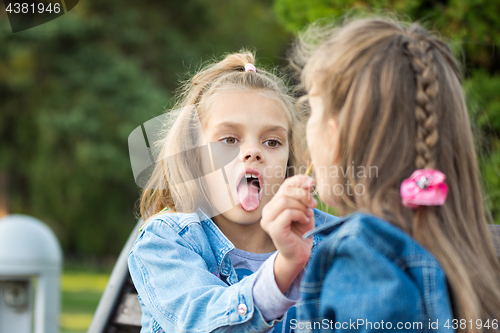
[466,70,500,133]
[273,0,500,223]
[465,71,500,223]
[0,0,291,257]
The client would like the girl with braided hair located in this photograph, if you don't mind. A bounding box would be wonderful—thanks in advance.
[293,17,500,332]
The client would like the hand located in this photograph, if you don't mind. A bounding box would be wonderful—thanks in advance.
[260,175,317,294]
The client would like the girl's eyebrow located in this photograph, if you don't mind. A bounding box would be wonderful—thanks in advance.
[214,122,287,135]
[214,122,242,130]
[261,125,288,136]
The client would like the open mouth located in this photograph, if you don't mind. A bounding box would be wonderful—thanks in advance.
[236,172,262,212]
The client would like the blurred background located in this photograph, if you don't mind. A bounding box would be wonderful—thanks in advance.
[1,0,499,332]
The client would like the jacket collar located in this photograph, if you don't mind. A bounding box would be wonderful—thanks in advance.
[304,213,354,239]
[196,209,236,281]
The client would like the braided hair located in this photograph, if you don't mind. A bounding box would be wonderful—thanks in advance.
[404,36,440,169]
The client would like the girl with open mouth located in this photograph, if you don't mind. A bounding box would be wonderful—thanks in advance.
[128,51,337,333]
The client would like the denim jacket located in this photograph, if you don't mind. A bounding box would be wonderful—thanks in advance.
[128,208,337,333]
[296,212,455,333]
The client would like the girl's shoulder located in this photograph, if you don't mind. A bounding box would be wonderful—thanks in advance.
[139,209,206,234]
[304,212,452,324]
[311,212,443,269]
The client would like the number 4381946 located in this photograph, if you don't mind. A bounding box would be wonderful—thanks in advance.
[444,319,498,330]
[5,2,61,14]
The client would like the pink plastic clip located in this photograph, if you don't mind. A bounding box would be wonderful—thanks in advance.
[400,169,448,208]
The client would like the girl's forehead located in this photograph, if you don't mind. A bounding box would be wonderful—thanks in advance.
[204,90,290,131]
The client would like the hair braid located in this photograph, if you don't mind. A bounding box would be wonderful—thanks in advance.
[404,38,440,169]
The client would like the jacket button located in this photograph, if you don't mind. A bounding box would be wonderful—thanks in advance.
[237,303,248,316]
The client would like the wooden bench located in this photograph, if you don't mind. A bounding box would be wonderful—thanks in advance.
[87,223,500,333]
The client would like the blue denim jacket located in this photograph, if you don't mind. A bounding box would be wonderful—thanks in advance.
[128,208,337,333]
[296,212,455,333]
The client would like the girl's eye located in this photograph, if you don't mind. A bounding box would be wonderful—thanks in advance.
[265,139,282,148]
[221,137,237,144]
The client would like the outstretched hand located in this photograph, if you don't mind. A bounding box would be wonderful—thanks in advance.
[260,175,317,294]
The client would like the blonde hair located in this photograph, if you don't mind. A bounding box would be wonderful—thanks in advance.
[139,51,307,222]
[294,17,500,331]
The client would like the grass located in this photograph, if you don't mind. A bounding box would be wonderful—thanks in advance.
[60,266,111,333]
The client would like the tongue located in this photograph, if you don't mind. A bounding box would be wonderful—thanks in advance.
[237,181,260,211]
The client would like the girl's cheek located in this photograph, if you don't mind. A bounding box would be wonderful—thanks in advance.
[306,119,318,157]
[262,166,285,196]
[266,147,288,164]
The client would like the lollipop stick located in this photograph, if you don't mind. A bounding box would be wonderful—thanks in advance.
[305,161,314,176]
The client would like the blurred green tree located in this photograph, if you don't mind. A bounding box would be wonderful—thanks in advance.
[273,0,500,224]
[0,0,292,258]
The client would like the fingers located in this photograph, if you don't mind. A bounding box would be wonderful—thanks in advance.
[280,209,310,227]
[278,186,317,208]
[260,174,319,253]
[261,175,317,228]
[281,175,315,191]
[263,188,316,222]
[290,209,315,236]
[278,175,316,209]
[263,208,311,235]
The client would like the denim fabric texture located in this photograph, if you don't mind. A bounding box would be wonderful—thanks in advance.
[296,212,455,333]
[128,207,337,333]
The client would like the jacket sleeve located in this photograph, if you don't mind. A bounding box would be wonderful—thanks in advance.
[127,218,280,333]
[299,235,424,333]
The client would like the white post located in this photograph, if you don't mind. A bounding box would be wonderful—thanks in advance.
[0,278,33,332]
[0,215,62,333]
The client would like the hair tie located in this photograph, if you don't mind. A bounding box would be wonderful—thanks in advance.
[244,63,256,72]
[400,169,448,208]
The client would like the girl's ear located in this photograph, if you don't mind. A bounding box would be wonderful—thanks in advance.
[328,117,340,165]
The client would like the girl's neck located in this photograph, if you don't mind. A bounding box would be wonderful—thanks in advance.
[212,215,276,253]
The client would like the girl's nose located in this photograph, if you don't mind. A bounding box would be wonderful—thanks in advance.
[242,146,263,162]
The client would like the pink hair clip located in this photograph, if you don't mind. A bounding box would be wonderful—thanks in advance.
[244,63,256,72]
[400,169,448,208]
